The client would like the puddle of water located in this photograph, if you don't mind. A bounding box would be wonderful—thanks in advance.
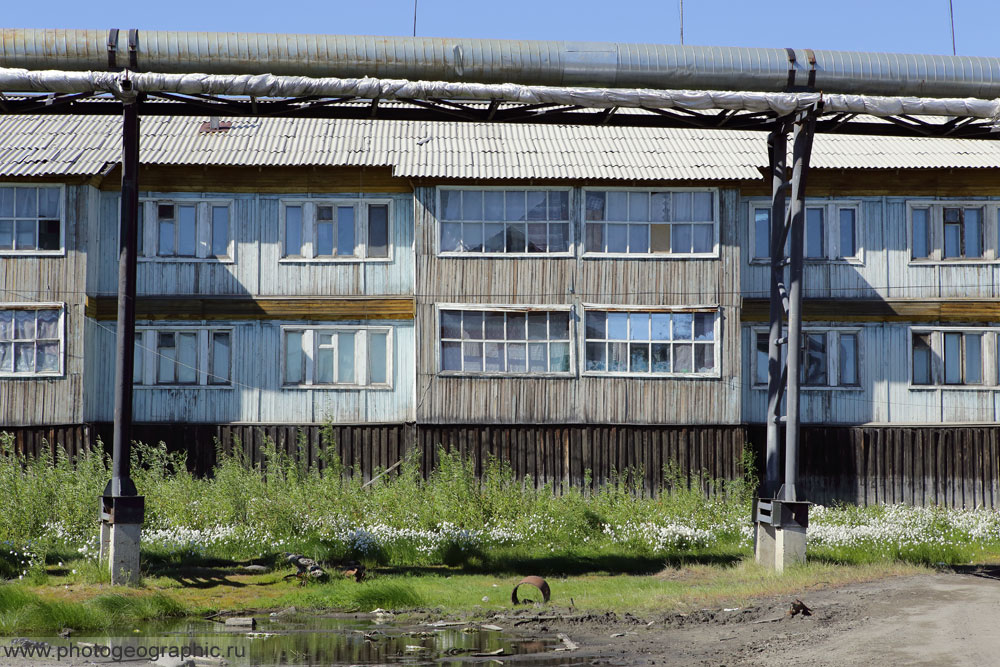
[39,615,588,666]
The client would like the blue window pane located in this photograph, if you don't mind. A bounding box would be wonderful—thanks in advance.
[586,342,606,371]
[671,224,692,253]
[628,192,649,222]
[673,313,693,340]
[755,209,770,258]
[441,222,461,252]
[651,313,671,340]
[629,313,650,341]
[585,191,606,221]
[607,312,628,340]
[284,206,302,256]
[526,191,547,221]
[441,190,462,220]
[462,190,483,221]
[607,192,628,220]
[441,341,462,370]
[629,343,649,372]
[505,191,526,221]
[628,224,649,253]
[585,311,605,339]
[337,206,355,256]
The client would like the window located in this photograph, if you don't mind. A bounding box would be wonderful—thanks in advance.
[909,203,993,261]
[282,326,392,387]
[438,307,571,374]
[910,329,989,387]
[584,308,718,376]
[438,188,570,255]
[0,305,63,376]
[751,202,860,262]
[281,200,391,260]
[133,327,231,387]
[139,199,233,260]
[0,186,62,254]
[754,328,860,388]
[585,190,716,255]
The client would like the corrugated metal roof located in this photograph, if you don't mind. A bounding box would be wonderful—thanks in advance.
[0,112,998,180]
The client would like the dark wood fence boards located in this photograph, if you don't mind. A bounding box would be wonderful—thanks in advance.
[5,422,1000,508]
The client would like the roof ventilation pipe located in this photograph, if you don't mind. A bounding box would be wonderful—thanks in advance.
[3,29,1000,99]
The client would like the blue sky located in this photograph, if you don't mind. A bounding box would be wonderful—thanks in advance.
[7,1,998,57]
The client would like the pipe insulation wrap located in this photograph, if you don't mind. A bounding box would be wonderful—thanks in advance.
[1,67,999,121]
[6,29,1000,98]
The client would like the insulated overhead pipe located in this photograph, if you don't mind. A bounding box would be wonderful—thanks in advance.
[4,29,1000,98]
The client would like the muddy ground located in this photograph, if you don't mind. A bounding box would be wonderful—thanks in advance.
[500,567,1000,666]
[5,568,1000,665]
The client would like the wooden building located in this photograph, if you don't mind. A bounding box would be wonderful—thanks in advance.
[5,113,1000,504]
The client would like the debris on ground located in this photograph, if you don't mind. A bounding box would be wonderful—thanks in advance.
[556,632,579,651]
[223,617,256,630]
[511,575,551,605]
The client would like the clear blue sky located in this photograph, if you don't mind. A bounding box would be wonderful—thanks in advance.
[5,0,998,57]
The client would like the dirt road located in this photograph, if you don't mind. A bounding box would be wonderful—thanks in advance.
[531,568,1000,665]
[4,569,1000,666]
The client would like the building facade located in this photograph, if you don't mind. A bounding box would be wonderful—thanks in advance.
[4,114,1000,504]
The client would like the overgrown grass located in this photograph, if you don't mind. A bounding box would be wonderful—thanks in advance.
[0,585,186,635]
[0,430,756,574]
[4,428,1000,586]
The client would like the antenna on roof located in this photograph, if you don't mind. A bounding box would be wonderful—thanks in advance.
[413,0,418,37]
[679,0,684,45]
[949,0,956,55]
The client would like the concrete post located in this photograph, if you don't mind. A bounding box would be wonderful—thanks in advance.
[108,523,142,585]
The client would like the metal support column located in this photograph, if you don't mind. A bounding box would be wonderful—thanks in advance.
[99,83,144,585]
[754,104,819,572]
[764,123,789,498]
[779,107,818,503]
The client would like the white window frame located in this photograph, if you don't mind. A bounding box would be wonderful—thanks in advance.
[279,198,393,263]
[0,302,65,377]
[581,304,721,379]
[436,186,574,257]
[138,198,235,263]
[134,325,234,388]
[906,200,1000,264]
[908,326,998,389]
[435,304,575,377]
[748,200,863,265]
[0,185,66,256]
[582,187,720,259]
[752,326,862,391]
[280,325,394,389]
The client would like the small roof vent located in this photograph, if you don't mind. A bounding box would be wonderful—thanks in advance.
[199,116,232,133]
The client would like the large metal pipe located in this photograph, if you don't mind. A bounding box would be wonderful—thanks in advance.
[4,29,1000,98]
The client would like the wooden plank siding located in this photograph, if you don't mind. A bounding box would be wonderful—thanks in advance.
[0,184,93,425]
[85,295,415,321]
[413,186,743,425]
[83,320,416,424]
[94,192,415,299]
[4,421,999,508]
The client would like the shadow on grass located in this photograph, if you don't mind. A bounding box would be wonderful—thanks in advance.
[142,553,278,588]
[948,564,1000,581]
[375,552,743,577]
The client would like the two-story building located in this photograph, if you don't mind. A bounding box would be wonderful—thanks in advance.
[4,110,1000,504]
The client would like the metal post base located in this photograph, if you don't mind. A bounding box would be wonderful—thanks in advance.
[108,522,142,585]
[99,494,145,585]
[752,497,810,572]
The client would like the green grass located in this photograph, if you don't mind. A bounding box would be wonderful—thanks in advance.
[0,585,186,635]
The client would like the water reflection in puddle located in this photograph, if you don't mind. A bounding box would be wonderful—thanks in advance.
[52,615,589,666]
